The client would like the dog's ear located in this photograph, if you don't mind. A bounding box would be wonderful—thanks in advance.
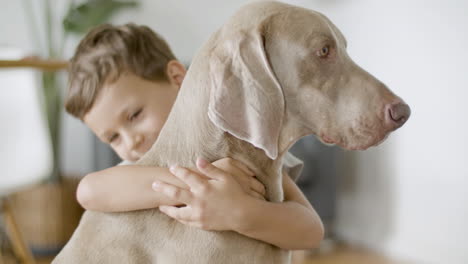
[208,31,284,160]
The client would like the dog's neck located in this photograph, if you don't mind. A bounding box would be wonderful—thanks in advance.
[277,110,315,158]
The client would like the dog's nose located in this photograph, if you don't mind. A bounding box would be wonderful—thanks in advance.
[386,102,411,129]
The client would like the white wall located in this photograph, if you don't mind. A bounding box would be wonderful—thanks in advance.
[1,0,466,263]
[110,0,251,64]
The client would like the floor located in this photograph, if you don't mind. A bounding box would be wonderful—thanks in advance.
[292,243,413,264]
[1,243,413,264]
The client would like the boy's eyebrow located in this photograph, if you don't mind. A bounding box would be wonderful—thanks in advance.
[98,105,132,142]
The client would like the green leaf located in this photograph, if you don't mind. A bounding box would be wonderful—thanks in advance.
[63,0,138,34]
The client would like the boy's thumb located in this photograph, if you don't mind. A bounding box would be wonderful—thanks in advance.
[196,158,224,180]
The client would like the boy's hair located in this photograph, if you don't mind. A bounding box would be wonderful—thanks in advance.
[65,23,176,119]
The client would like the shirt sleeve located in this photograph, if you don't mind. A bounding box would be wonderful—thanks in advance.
[118,160,134,166]
[282,152,304,181]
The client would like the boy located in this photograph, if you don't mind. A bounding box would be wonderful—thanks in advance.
[65,23,324,250]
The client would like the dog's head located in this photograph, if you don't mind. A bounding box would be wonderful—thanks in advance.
[208,1,410,159]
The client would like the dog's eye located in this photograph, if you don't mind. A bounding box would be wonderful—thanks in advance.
[317,45,330,58]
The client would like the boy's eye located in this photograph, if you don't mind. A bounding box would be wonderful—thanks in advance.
[108,134,119,143]
[129,108,142,121]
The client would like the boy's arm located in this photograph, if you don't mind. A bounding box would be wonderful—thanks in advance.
[233,171,324,250]
[154,159,324,250]
[77,165,189,212]
[77,159,264,212]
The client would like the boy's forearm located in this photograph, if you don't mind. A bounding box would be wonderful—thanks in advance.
[231,172,324,250]
[232,198,324,250]
[77,165,189,212]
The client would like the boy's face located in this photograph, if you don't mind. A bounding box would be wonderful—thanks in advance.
[84,64,184,162]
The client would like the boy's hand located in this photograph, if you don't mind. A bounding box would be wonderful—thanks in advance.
[152,158,258,231]
[211,158,265,200]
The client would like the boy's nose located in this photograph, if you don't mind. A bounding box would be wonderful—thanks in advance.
[133,135,143,149]
[126,134,143,150]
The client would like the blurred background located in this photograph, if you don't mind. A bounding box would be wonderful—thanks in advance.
[0,0,467,263]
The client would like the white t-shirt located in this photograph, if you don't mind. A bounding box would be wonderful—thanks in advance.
[281,151,304,181]
[119,152,304,181]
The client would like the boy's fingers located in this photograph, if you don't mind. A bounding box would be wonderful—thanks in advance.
[230,159,255,177]
[196,158,226,180]
[170,165,206,190]
[159,205,194,221]
[178,219,201,229]
[250,190,266,201]
[250,177,266,196]
[152,181,192,204]
[177,219,190,226]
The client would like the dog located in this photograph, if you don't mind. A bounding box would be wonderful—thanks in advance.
[54,1,410,263]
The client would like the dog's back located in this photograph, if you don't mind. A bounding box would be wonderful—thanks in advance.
[55,209,288,263]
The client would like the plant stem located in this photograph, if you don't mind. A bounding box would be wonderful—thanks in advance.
[43,0,61,181]
[20,0,44,54]
[42,72,61,181]
[45,0,55,58]
[58,0,76,57]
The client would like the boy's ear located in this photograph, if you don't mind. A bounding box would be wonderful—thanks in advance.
[166,60,187,87]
